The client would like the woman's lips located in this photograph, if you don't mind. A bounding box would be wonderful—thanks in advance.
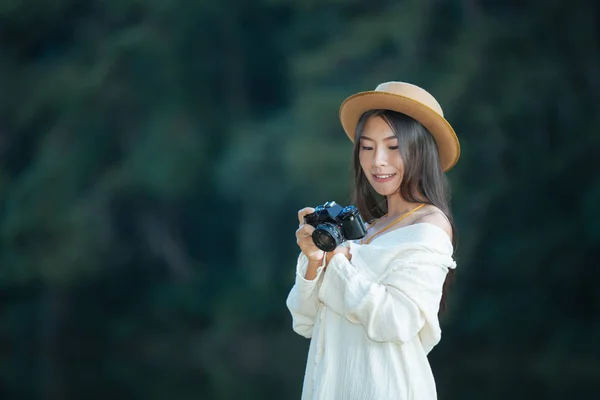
[372,173,396,183]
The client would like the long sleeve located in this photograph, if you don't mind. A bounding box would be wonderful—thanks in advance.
[318,243,456,353]
[285,253,326,338]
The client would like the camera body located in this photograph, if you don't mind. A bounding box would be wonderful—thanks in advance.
[304,201,367,252]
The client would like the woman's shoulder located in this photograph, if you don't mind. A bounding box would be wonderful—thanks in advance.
[357,220,453,254]
[349,222,455,271]
[411,204,453,242]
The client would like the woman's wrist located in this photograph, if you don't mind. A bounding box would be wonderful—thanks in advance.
[325,246,352,266]
[304,258,323,280]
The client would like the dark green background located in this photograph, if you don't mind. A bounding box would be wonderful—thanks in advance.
[1,0,599,399]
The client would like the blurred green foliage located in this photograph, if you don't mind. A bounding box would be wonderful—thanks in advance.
[1,0,599,399]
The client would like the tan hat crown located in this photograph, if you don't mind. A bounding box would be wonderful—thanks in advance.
[374,82,444,117]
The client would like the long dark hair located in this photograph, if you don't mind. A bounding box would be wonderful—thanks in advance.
[351,109,456,314]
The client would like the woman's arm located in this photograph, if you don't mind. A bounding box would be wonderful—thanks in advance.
[318,247,454,345]
[285,206,329,338]
[285,253,326,338]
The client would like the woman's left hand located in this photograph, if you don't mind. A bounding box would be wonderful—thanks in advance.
[325,245,352,266]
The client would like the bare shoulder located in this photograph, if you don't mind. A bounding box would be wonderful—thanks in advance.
[413,205,453,241]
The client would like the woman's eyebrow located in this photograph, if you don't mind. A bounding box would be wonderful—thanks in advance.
[359,135,397,141]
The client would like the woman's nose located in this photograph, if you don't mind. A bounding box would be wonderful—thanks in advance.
[372,148,388,167]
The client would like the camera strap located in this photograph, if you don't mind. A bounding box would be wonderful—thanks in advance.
[360,203,426,245]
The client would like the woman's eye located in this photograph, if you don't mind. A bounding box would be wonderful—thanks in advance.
[388,146,399,150]
[361,146,373,151]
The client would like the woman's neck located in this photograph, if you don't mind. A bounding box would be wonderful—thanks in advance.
[386,193,423,217]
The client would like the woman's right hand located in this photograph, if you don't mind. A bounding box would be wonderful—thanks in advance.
[296,207,325,262]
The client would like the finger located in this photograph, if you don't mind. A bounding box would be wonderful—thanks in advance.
[295,227,308,239]
[297,207,316,225]
[300,224,315,236]
[296,224,315,238]
[296,229,314,246]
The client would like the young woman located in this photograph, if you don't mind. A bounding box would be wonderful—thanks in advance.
[286,81,460,400]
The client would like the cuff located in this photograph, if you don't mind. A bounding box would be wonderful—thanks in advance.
[296,253,326,286]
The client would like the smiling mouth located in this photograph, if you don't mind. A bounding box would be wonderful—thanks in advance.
[372,173,397,182]
[374,174,395,179]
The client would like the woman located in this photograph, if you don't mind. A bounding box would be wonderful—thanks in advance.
[286,81,460,400]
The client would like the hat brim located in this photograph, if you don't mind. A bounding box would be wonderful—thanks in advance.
[339,91,460,171]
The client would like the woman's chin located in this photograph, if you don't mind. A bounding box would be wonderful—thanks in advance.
[370,182,400,197]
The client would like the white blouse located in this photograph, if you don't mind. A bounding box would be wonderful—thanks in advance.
[286,222,457,400]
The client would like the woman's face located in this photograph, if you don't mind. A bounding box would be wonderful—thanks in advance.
[358,116,404,196]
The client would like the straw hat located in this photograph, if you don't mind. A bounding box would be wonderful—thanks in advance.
[339,81,460,171]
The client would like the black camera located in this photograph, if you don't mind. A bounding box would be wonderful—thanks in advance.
[304,201,368,252]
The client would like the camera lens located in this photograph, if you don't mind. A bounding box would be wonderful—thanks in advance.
[312,223,343,252]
